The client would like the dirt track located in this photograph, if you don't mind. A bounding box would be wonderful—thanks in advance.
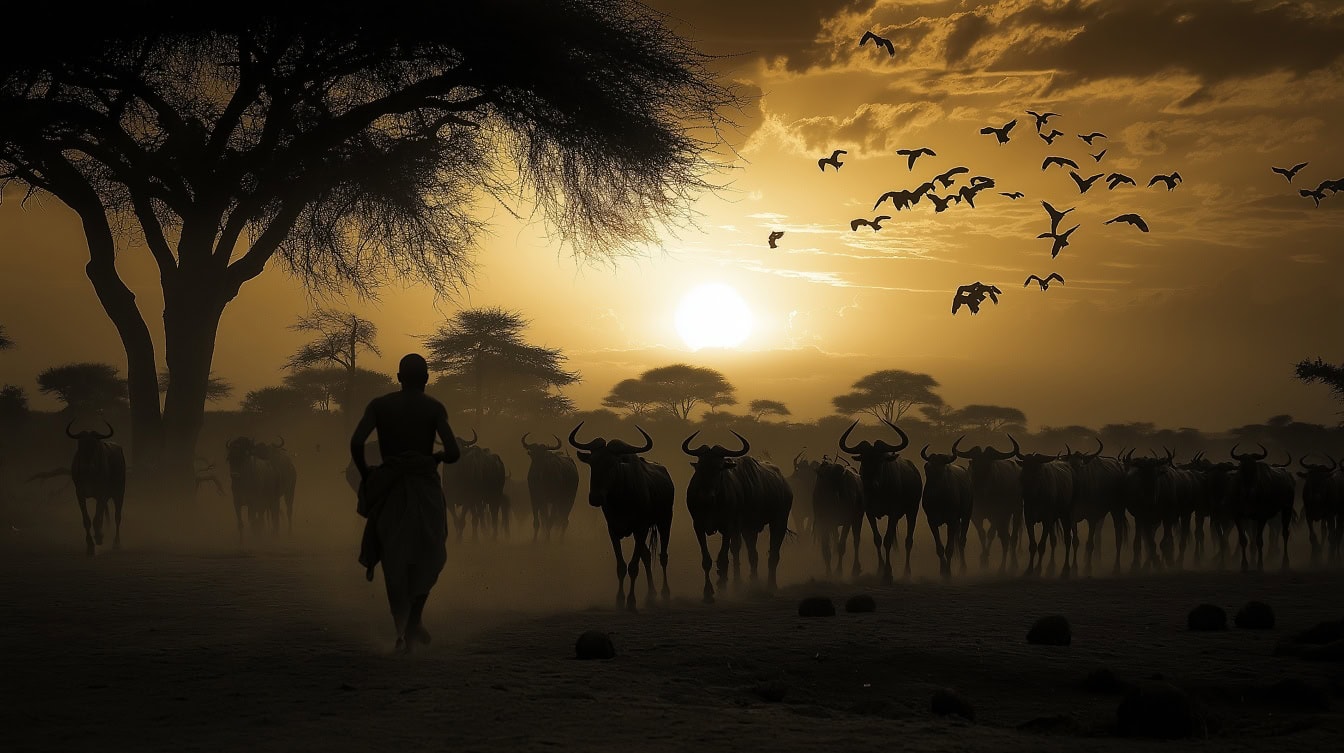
[2,499,1342,753]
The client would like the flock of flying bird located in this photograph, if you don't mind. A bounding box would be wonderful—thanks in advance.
[764,28,1333,316]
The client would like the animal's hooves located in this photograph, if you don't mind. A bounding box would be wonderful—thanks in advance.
[85,544,95,556]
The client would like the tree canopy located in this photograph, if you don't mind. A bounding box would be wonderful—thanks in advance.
[158,371,233,402]
[0,325,12,351]
[953,404,1028,434]
[286,309,381,372]
[749,399,791,421]
[603,364,735,420]
[36,362,128,414]
[1296,357,1344,405]
[832,369,942,423]
[240,386,317,418]
[0,0,738,480]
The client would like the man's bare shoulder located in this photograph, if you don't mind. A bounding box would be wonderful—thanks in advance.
[368,390,447,415]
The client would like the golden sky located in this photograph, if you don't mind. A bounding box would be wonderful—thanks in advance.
[2,0,1343,430]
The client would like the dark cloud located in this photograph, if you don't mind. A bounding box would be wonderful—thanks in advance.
[644,0,860,67]
[943,12,989,66]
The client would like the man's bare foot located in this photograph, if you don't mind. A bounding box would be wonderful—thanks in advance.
[394,637,410,655]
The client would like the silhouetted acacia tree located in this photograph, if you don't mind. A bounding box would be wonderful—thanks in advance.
[832,370,942,423]
[0,1,737,486]
[1297,357,1344,409]
[285,309,380,420]
[750,399,790,421]
[422,308,579,424]
[158,371,232,403]
[604,364,735,420]
[0,385,29,427]
[240,386,317,418]
[36,362,128,415]
[281,366,392,413]
[952,404,1027,434]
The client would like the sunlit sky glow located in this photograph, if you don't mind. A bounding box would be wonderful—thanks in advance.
[2,0,1343,430]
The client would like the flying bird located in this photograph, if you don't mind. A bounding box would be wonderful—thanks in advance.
[896,147,936,170]
[818,149,847,172]
[927,194,957,213]
[767,231,784,248]
[1317,178,1344,194]
[851,215,891,231]
[1090,149,1108,162]
[1104,213,1149,232]
[1037,223,1079,258]
[970,175,995,186]
[1041,201,1075,233]
[952,282,1003,315]
[874,189,917,211]
[1078,132,1107,145]
[933,166,970,188]
[1148,171,1183,190]
[956,184,984,208]
[1106,172,1136,190]
[1000,191,1024,200]
[1039,129,1065,145]
[859,30,896,57]
[1042,155,1079,171]
[1025,110,1060,131]
[1300,188,1326,207]
[1024,273,1064,290]
[980,119,1017,145]
[1271,162,1309,182]
[1069,171,1104,194]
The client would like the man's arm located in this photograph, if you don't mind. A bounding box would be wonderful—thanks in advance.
[434,403,460,465]
[350,403,378,479]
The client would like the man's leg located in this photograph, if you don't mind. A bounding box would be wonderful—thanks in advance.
[406,593,431,646]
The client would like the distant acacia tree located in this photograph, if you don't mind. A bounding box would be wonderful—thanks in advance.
[0,325,13,351]
[159,371,233,403]
[952,404,1027,434]
[832,370,942,423]
[281,366,393,413]
[749,399,791,421]
[919,404,965,437]
[0,1,738,487]
[0,385,29,427]
[603,364,735,420]
[423,308,579,424]
[286,309,380,373]
[240,386,318,418]
[37,362,128,415]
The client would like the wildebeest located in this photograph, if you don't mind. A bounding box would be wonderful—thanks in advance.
[520,433,580,542]
[838,419,923,581]
[919,445,973,577]
[1298,455,1343,565]
[952,435,1022,572]
[569,423,674,611]
[787,450,821,534]
[66,421,126,555]
[681,431,793,602]
[1013,441,1075,577]
[1121,449,1173,572]
[1181,452,1240,568]
[1228,444,1296,571]
[252,437,297,533]
[809,457,864,578]
[441,430,508,542]
[225,436,286,541]
[1061,439,1128,575]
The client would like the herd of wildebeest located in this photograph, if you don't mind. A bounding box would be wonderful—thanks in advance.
[55,416,1344,611]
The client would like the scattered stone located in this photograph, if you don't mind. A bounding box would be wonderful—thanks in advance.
[1116,682,1207,739]
[1302,639,1344,663]
[1187,604,1228,632]
[1292,619,1344,645]
[1235,601,1275,630]
[845,594,877,613]
[1080,667,1126,694]
[574,630,616,660]
[1261,678,1330,711]
[753,681,788,703]
[930,688,975,721]
[798,596,836,617]
[1027,615,1071,646]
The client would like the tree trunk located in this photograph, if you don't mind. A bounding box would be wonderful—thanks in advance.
[160,275,229,500]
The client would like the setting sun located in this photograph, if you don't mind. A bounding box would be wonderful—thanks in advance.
[674,283,753,350]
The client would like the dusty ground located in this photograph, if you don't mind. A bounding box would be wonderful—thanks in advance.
[2,494,1342,752]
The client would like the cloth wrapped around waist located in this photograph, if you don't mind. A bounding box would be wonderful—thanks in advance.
[357,453,446,579]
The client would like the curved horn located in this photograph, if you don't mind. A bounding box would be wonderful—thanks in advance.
[96,421,114,440]
[1164,447,1175,464]
[838,420,862,454]
[1230,443,1245,461]
[793,449,806,470]
[1300,454,1314,470]
[1254,443,1268,460]
[726,431,750,458]
[463,429,478,447]
[1065,443,1072,457]
[987,434,1019,460]
[920,444,931,462]
[1272,451,1292,468]
[681,431,703,456]
[1090,437,1104,459]
[568,422,599,451]
[274,435,284,449]
[548,434,562,451]
[1009,434,1025,460]
[951,435,968,459]
[65,421,78,439]
[881,420,909,453]
[630,426,654,454]
[521,433,533,450]
[1329,455,1339,472]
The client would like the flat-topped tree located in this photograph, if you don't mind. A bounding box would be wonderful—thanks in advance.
[0,1,738,487]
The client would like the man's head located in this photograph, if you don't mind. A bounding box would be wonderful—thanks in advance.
[397,353,430,390]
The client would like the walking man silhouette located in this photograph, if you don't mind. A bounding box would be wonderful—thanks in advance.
[350,353,460,653]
